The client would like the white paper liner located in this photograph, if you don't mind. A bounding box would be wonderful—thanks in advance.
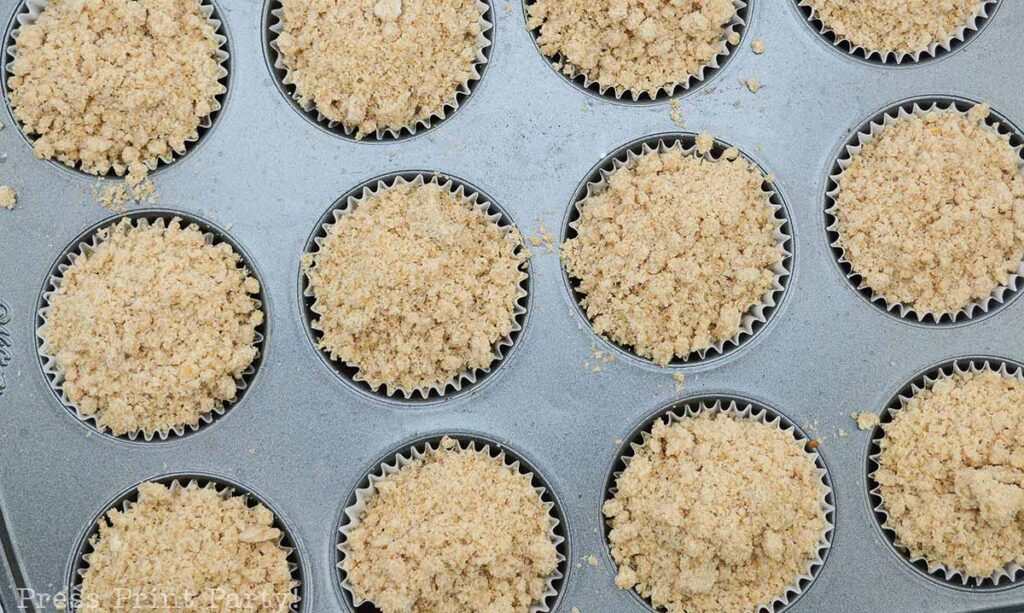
[336,436,567,612]
[302,173,530,400]
[826,100,1024,323]
[606,398,835,613]
[36,215,265,442]
[565,136,792,364]
[525,0,747,101]
[4,0,230,177]
[72,477,303,611]
[796,0,998,64]
[868,358,1024,588]
[266,0,492,141]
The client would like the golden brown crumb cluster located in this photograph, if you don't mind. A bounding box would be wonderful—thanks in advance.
[834,108,1024,315]
[305,181,526,394]
[0,186,16,210]
[41,218,263,437]
[343,438,559,612]
[277,0,485,139]
[604,413,827,612]
[8,0,224,179]
[805,0,983,54]
[527,0,736,95]
[562,148,781,366]
[80,482,296,612]
[875,370,1024,579]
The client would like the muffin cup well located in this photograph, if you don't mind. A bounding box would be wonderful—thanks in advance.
[825,98,1024,325]
[301,171,530,403]
[604,396,835,613]
[562,133,792,366]
[264,0,492,142]
[2,0,231,178]
[68,474,304,612]
[795,0,999,65]
[336,433,568,613]
[524,0,748,103]
[36,211,267,442]
[867,357,1024,589]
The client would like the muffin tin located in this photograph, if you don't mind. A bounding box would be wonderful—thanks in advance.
[1,0,1023,611]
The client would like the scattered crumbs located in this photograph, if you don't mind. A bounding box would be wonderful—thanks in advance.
[528,220,556,254]
[673,372,686,392]
[225,222,234,231]
[765,173,776,183]
[752,38,765,54]
[837,428,848,438]
[807,439,820,449]
[0,119,4,131]
[756,143,765,153]
[727,30,741,46]
[614,438,623,446]
[703,86,714,95]
[0,185,16,210]
[586,554,599,567]
[93,173,158,212]
[248,448,256,456]
[802,420,819,433]
[851,411,880,430]
[695,131,714,155]
[572,607,581,613]
[744,77,760,93]
[503,2,513,14]
[669,99,686,129]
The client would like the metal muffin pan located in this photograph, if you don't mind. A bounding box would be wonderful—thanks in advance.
[1,0,1023,611]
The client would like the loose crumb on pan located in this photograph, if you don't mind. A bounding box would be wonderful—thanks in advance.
[80,482,296,611]
[0,186,16,209]
[874,370,1024,578]
[669,100,686,129]
[7,0,224,180]
[343,437,559,612]
[695,131,715,155]
[833,106,1024,315]
[562,147,781,366]
[752,38,765,54]
[276,0,486,139]
[744,77,760,93]
[604,413,827,612]
[304,180,526,394]
[526,0,738,95]
[805,0,983,55]
[40,218,263,437]
[851,411,880,430]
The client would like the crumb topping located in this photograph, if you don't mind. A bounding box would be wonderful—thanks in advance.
[40,218,263,436]
[277,0,485,139]
[527,0,737,95]
[0,186,16,210]
[805,0,983,54]
[875,370,1024,578]
[7,0,224,178]
[562,148,781,365]
[834,108,1024,314]
[604,413,827,612]
[343,438,559,612]
[852,411,880,431]
[80,482,295,611]
[305,181,526,393]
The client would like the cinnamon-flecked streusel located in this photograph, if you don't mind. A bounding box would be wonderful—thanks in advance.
[833,106,1024,315]
[875,369,1024,579]
[40,218,263,437]
[304,180,526,394]
[80,482,296,611]
[604,412,827,612]
[526,0,737,95]
[276,0,486,139]
[562,147,781,365]
[343,437,559,612]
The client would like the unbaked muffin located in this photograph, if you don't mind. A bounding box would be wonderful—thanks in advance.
[604,411,828,612]
[40,218,263,438]
[832,105,1024,316]
[526,0,738,96]
[80,481,296,612]
[7,0,225,184]
[275,0,488,139]
[874,368,1024,580]
[341,437,559,612]
[562,145,783,365]
[303,179,526,395]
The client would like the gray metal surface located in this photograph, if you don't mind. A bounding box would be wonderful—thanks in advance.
[0,0,1022,611]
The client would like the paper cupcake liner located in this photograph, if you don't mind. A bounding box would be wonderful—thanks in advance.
[265,0,492,141]
[36,212,267,442]
[3,0,230,177]
[301,172,530,402]
[825,98,1024,324]
[562,133,792,365]
[796,0,998,64]
[68,474,304,612]
[524,0,747,102]
[867,357,1024,588]
[605,397,835,613]
[336,433,568,613]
